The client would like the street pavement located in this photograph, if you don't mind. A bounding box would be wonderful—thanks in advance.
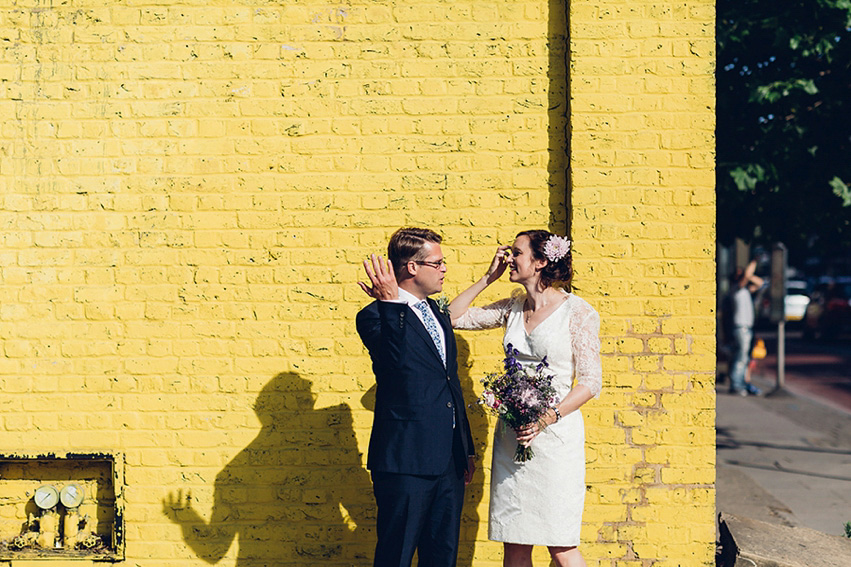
[715,343,851,539]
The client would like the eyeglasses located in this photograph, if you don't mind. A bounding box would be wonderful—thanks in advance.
[413,259,447,269]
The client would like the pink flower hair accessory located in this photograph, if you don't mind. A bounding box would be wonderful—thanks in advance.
[543,235,571,262]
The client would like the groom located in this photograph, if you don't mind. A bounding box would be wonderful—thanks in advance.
[356,227,476,567]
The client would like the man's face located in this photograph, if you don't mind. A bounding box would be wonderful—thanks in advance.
[409,242,447,297]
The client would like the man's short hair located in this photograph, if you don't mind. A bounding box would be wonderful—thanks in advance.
[387,227,442,275]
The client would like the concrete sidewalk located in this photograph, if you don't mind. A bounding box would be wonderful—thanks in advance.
[716,375,851,538]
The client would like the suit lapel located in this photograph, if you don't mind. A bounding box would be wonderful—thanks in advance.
[409,299,447,367]
[429,298,455,369]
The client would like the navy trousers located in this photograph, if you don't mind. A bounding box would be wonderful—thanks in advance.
[371,459,465,567]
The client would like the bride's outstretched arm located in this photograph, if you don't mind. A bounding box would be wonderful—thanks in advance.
[448,245,510,324]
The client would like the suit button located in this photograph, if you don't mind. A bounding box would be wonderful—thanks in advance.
[447,402,452,408]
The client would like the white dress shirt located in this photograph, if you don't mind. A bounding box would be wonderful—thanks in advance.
[383,288,447,359]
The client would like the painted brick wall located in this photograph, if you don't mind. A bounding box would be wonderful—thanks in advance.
[0,1,715,566]
[568,1,716,564]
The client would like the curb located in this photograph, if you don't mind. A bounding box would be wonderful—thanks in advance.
[718,513,851,567]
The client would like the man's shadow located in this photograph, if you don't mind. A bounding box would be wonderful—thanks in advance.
[163,372,373,566]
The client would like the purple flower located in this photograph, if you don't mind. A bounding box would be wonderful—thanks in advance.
[503,344,522,373]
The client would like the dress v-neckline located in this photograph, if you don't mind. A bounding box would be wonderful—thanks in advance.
[521,292,570,335]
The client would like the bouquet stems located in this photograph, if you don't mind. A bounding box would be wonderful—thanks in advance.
[514,444,535,463]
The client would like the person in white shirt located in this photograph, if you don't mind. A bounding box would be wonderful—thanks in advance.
[728,259,764,395]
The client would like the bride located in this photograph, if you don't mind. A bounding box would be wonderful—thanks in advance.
[449,230,602,567]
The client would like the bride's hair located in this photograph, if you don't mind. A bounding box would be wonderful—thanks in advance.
[516,229,574,291]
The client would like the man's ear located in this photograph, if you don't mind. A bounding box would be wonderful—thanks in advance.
[398,261,416,280]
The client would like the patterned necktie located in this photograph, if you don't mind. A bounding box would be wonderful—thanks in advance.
[414,300,446,366]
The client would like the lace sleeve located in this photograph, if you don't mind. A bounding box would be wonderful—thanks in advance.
[569,297,603,398]
[452,297,513,331]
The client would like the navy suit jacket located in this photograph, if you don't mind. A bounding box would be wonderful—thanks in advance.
[356,297,476,476]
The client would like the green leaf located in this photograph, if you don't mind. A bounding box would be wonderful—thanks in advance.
[730,165,766,191]
[754,84,781,103]
[830,177,851,206]
[799,79,818,95]
[754,79,819,103]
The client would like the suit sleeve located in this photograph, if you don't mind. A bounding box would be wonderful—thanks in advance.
[356,301,410,372]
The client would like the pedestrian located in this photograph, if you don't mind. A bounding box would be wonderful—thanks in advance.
[727,259,764,396]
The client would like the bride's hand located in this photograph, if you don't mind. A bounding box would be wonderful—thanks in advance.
[484,245,511,284]
[515,421,543,446]
[515,423,538,446]
[516,412,556,445]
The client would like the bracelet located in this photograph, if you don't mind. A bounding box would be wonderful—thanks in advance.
[552,407,562,422]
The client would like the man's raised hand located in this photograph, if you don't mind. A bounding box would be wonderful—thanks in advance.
[358,254,399,300]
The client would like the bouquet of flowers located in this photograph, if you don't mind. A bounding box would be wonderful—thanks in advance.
[478,343,559,462]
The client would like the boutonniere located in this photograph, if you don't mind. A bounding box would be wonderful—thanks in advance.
[436,295,451,318]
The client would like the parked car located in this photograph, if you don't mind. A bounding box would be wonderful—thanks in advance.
[754,279,810,325]
[784,279,811,323]
[803,277,851,339]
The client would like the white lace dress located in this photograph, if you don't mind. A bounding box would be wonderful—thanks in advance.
[454,291,602,546]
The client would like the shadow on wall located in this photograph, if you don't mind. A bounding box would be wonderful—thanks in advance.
[455,335,490,567]
[548,0,569,234]
[162,372,374,566]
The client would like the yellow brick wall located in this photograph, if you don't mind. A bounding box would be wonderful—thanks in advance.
[568,0,716,564]
[0,1,715,566]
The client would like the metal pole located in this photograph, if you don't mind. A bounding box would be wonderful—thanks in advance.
[769,243,787,395]
[777,320,785,390]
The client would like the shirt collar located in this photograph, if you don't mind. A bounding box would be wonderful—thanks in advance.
[397,288,426,307]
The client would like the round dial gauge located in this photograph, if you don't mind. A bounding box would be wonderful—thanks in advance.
[34,485,60,510]
[60,483,85,508]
